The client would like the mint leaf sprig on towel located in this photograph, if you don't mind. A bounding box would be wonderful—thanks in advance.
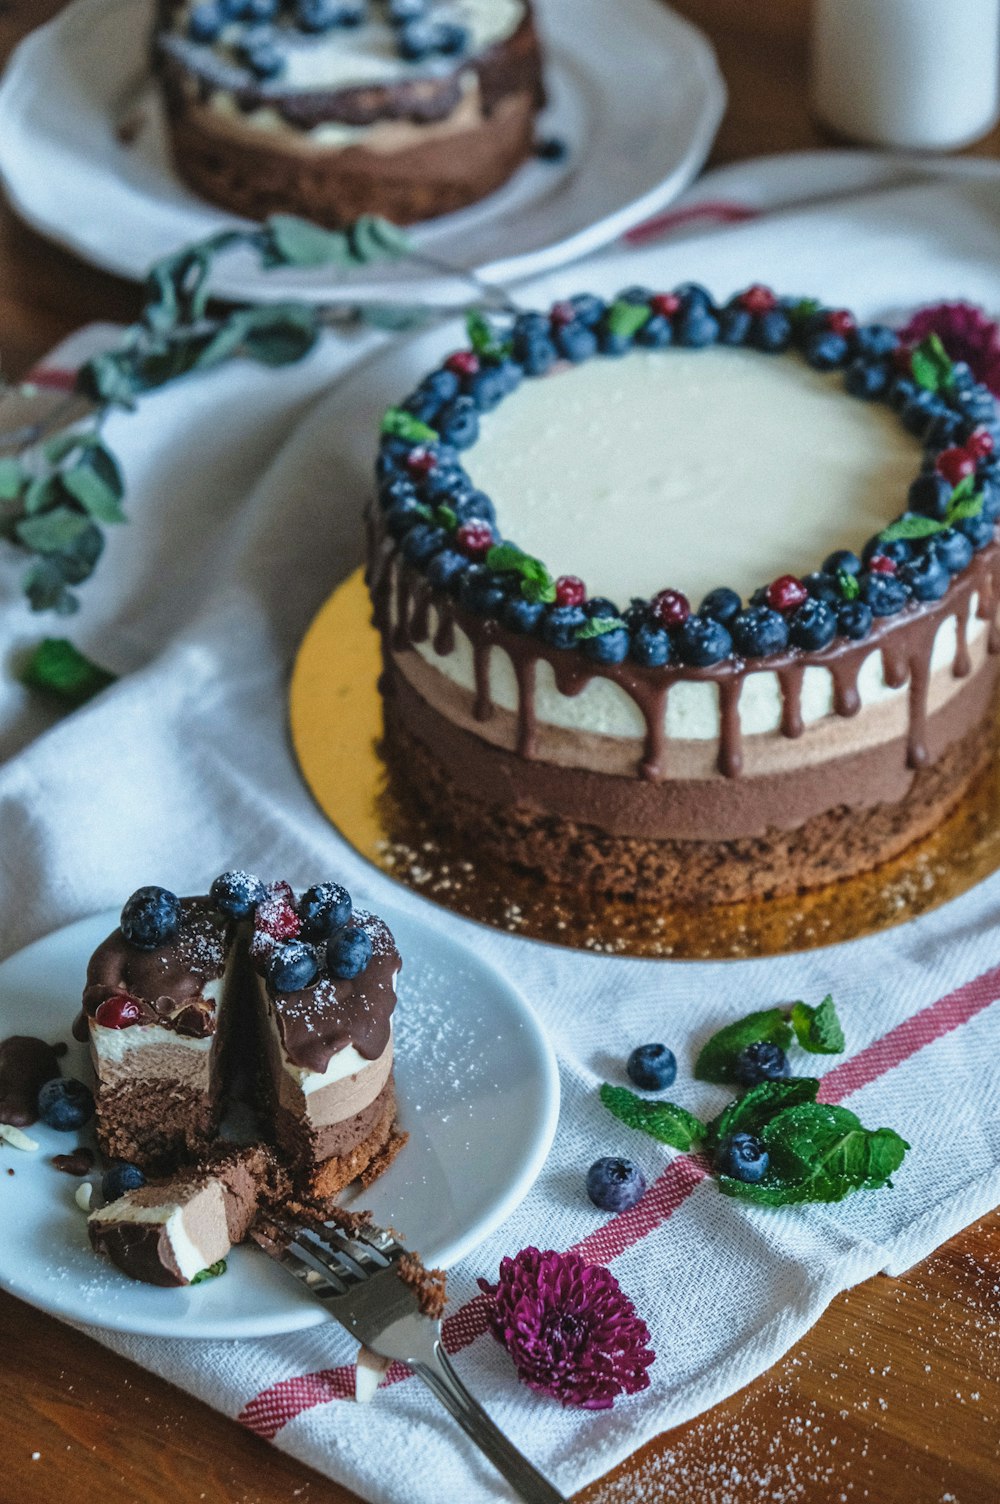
[694,994,846,1082]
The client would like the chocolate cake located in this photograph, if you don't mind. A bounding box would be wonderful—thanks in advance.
[153,0,545,227]
[366,284,1000,904]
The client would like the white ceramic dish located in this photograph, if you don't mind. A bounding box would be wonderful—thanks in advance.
[0,906,559,1339]
[0,0,725,304]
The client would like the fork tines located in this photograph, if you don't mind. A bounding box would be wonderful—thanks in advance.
[253,1214,405,1295]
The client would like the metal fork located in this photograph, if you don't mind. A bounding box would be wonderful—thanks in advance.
[253,1217,566,1504]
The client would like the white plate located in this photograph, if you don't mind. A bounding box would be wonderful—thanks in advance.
[0,0,725,304]
[0,907,559,1339]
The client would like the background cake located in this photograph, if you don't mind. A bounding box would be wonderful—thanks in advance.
[154,0,546,227]
[366,284,1000,904]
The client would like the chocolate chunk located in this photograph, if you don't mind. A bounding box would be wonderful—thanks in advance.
[0,1036,62,1127]
[51,1147,95,1176]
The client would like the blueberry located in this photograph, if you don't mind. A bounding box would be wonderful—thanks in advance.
[502,596,545,634]
[401,524,446,564]
[583,627,629,663]
[845,359,890,400]
[717,1132,769,1183]
[102,1162,146,1202]
[434,20,468,53]
[889,376,917,413]
[949,361,976,393]
[730,606,789,658]
[752,310,793,353]
[674,282,715,315]
[901,391,936,436]
[635,315,673,349]
[675,310,719,348]
[267,940,319,994]
[598,329,634,358]
[421,367,461,407]
[244,39,284,78]
[385,499,425,538]
[899,552,951,601]
[630,623,672,667]
[956,386,997,424]
[554,322,599,363]
[626,1043,677,1091]
[541,605,587,650]
[734,1040,790,1086]
[718,305,753,346]
[584,596,620,619]
[188,2,224,41]
[676,615,732,665]
[298,881,352,940]
[700,587,742,625]
[328,924,372,979]
[245,0,278,18]
[37,1078,94,1132]
[803,571,842,604]
[457,565,506,616]
[120,887,181,951]
[823,548,862,577]
[436,396,479,449]
[388,0,425,20]
[210,870,266,920]
[493,359,523,396]
[931,528,975,574]
[585,1157,646,1213]
[852,323,899,360]
[425,549,467,588]
[789,597,837,649]
[862,572,911,616]
[957,513,995,550]
[515,335,557,377]
[466,366,508,414]
[569,294,606,327]
[908,471,952,521]
[623,598,652,631]
[805,331,849,370]
[379,474,418,510]
[453,489,496,526]
[219,0,250,15]
[535,135,570,163]
[838,600,873,640]
[398,17,436,57]
[513,312,550,341]
[863,535,911,567]
[617,285,654,305]
[403,386,445,424]
[924,411,962,448]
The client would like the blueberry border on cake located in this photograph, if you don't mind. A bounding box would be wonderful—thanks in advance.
[373,284,1000,670]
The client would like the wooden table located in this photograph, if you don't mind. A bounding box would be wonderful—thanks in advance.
[2,2,999,1500]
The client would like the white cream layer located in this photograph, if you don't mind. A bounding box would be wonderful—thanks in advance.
[462,348,922,606]
[260,973,396,1097]
[408,600,987,741]
[89,975,222,1070]
[90,1183,226,1284]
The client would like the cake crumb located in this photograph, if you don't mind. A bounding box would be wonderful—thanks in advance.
[398,1251,446,1320]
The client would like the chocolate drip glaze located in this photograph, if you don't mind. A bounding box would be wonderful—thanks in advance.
[268,912,400,1074]
[370,513,1000,785]
[82,900,230,1036]
[0,1036,61,1126]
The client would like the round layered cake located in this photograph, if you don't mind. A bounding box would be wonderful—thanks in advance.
[366,285,1000,904]
[154,0,545,226]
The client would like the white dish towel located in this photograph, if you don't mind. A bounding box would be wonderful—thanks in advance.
[3,161,1000,1502]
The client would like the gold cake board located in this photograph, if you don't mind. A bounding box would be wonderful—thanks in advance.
[290,568,1000,960]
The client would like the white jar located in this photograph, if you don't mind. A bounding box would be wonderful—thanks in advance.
[812,0,1000,150]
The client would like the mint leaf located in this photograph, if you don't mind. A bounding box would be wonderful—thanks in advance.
[764,1103,908,1192]
[486,543,557,604]
[18,638,116,705]
[190,1258,227,1284]
[465,310,512,361]
[599,1083,705,1151]
[435,504,457,532]
[606,301,651,339]
[948,495,985,523]
[381,408,439,444]
[910,333,954,394]
[838,570,860,601]
[694,1008,794,1084]
[880,514,944,543]
[576,616,626,641]
[790,995,845,1054]
[707,1077,820,1148]
[788,297,821,326]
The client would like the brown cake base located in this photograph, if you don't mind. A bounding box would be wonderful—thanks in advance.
[273,1077,406,1202]
[95,1080,219,1174]
[383,693,999,906]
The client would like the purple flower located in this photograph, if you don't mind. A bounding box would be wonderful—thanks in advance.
[477,1247,655,1410]
[899,301,1000,395]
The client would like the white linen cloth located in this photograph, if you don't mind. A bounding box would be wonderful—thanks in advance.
[4,160,1000,1502]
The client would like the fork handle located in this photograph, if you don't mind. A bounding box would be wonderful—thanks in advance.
[413,1343,567,1504]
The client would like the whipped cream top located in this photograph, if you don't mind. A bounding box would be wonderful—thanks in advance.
[462,348,922,606]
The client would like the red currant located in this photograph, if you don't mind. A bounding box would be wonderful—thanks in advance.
[766,575,809,612]
[967,427,995,460]
[406,446,437,477]
[456,521,493,559]
[868,554,897,575]
[738,284,777,315]
[650,588,691,628]
[549,300,577,327]
[826,309,856,337]
[555,575,586,607]
[445,351,480,378]
[255,893,300,941]
[95,993,143,1030]
[936,446,977,487]
[650,293,681,318]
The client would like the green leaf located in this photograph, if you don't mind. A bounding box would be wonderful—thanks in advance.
[790,995,846,1054]
[348,215,414,264]
[264,215,354,269]
[237,304,320,367]
[606,300,651,339]
[838,570,860,602]
[910,333,954,394]
[788,297,821,326]
[0,456,24,501]
[61,462,125,523]
[381,407,439,444]
[18,638,116,705]
[465,310,513,362]
[43,430,93,465]
[22,560,75,615]
[880,514,945,543]
[694,1008,794,1084]
[435,504,458,531]
[575,616,626,640]
[190,1258,227,1284]
[76,351,141,409]
[599,1083,705,1151]
[23,475,61,516]
[88,443,125,502]
[707,1077,820,1148]
[948,495,985,523]
[15,507,92,555]
[486,543,557,604]
[764,1102,908,1191]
